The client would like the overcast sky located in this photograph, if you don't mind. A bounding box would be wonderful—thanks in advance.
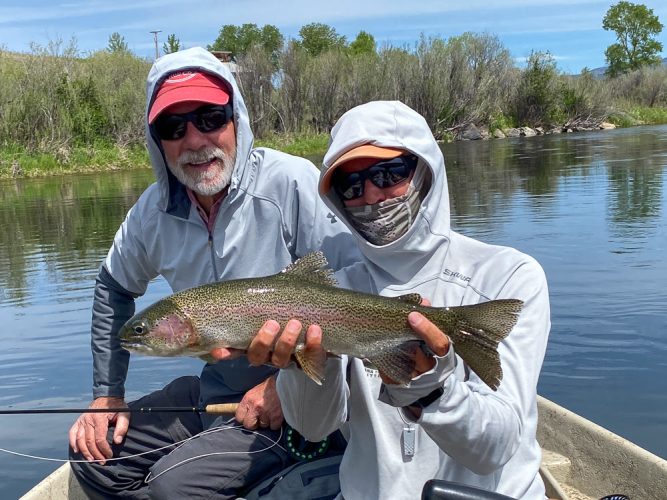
[2,0,666,73]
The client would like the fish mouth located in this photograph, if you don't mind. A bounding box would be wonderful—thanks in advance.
[119,338,156,355]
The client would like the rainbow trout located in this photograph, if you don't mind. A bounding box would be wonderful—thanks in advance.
[119,252,523,390]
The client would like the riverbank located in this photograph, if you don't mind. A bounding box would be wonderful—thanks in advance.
[0,134,330,179]
[2,106,666,179]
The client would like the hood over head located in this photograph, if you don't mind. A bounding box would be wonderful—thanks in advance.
[145,47,254,217]
[320,101,450,282]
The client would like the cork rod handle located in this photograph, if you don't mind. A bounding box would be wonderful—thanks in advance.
[204,403,240,414]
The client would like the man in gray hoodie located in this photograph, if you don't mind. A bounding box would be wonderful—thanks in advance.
[67,47,357,498]
[239,101,551,499]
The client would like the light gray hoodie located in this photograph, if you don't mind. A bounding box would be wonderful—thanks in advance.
[277,101,550,499]
[92,47,358,412]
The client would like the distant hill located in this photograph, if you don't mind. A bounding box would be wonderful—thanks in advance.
[589,57,667,78]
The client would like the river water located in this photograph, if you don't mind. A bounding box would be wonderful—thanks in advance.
[0,126,665,496]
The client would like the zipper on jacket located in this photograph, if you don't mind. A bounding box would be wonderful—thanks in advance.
[208,233,220,279]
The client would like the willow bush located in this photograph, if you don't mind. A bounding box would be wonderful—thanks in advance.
[609,65,667,108]
[559,71,610,126]
[375,47,419,113]
[411,37,452,132]
[305,49,351,132]
[85,51,149,146]
[275,41,310,134]
[3,31,667,172]
[0,40,83,150]
[0,41,148,154]
[344,52,383,108]
[445,33,517,128]
[236,45,278,138]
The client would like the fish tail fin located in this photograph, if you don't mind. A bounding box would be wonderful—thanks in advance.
[430,299,523,391]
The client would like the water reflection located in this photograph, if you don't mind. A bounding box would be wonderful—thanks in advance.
[0,126,666,495]
[0,173,154,306]
[445,126,667,466]
[445,128,666,251]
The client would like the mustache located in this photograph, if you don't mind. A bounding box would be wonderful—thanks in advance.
[176,147,230,168]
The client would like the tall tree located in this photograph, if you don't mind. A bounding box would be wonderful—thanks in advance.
[208,23,283,60]
[603,1,663,77]
[260,25,284,58]
[349,31,376,56]
[297,23,346,57]
[162,34,181,55]
[209,25,238,53]
[107,32,130,54]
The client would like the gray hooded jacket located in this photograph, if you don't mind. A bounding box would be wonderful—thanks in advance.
[277,101,550,499]
[91,47,358,409]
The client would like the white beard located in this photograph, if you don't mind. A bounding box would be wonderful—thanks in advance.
[167,146,236,196]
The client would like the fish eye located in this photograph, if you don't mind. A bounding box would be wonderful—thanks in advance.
[132,321,147,335]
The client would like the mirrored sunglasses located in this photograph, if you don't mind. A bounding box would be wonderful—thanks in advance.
[154,104,233,141]
[332,154,419,201]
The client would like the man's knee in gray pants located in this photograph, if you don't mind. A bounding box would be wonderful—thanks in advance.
[147,425,293,499]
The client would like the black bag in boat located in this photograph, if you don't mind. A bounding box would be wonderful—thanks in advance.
[242,454,343,500]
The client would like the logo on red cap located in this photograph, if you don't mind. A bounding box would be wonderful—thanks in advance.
[148,71,231,124]
[164,72,199,84]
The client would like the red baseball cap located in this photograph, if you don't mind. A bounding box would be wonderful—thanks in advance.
[148,71,231,124]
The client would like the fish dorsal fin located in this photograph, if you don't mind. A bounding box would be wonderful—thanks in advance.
[281,251,338,286]
[395,293,422,305]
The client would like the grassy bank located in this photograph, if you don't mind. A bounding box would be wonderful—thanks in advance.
[603,106,667,128]
[0,134,330,179]
[4,109,667,179]
[0,143,150,178]
[624,106,667,125]
[256,133,329,158]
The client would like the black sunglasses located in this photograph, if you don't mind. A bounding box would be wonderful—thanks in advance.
[332,154,419,201]
[154,104,233,141]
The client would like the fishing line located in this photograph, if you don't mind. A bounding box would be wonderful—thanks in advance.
[145,425,285,483]
[0,418,286,473]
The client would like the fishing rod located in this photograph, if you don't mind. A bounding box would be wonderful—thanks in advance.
[0,403,239,415]
[0,402,331,463]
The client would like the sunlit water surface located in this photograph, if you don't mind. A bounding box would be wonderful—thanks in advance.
[1,126,665,496]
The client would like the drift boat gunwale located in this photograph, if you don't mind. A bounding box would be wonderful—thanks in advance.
[21,396,667,499]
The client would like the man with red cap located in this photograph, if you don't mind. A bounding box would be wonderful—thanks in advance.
[68,47,357,499]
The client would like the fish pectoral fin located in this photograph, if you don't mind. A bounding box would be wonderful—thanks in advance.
[368,342,420,386]
[293,344,327,386]
[394,293,423,305]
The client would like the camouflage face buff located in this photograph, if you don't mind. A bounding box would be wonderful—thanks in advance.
[344,162,430,246]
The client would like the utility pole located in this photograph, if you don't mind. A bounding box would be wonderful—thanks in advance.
[149,30,162,60]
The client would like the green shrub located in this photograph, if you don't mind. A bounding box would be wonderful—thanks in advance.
[627,106,667,124]
[512,51,562,127]
[488,113,515,131]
